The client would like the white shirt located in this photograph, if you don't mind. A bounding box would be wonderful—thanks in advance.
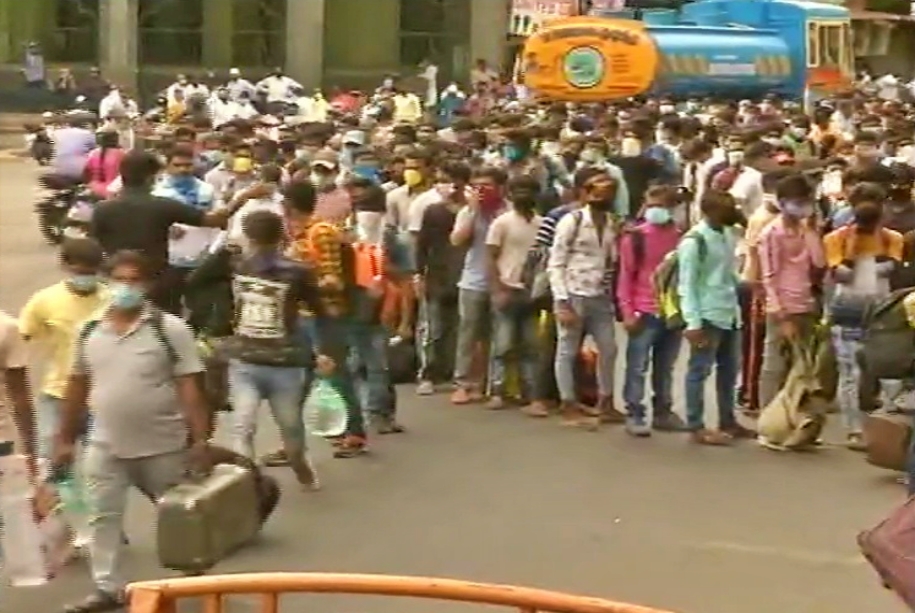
[256,75,301,103]
[486,210,542,289]
[235,101,259,120]
[729,166,764,216]
[386,185,436,232]
[99,92,125,119]
[877,74,900,101]
[225,78,256,102]
[421,64,439,107]
[547,207,617,301]
[208,98,238,128]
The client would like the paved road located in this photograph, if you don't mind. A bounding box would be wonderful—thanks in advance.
[0,162,906,613]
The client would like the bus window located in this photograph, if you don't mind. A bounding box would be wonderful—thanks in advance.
[819,23,842,67]
[806,22,819,67]
[840,22,854,76]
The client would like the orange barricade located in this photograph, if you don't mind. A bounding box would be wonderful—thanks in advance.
[128,572,678,613]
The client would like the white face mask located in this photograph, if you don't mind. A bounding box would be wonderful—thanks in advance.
[540,141,560,156]
[620,137,641,157]
[727,150,744,166]
[822,170,843,195]
[659,104,676,114]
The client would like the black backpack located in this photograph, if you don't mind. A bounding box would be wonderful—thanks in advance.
[859,288,915,380]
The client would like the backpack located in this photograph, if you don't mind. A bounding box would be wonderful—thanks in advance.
[652,232,707,329]
[79,307,178,367]
[858,288,915,380]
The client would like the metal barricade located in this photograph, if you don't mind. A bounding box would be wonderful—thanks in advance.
[127,572,678,613]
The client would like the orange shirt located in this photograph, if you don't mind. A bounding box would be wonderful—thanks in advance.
[823,226,903,268]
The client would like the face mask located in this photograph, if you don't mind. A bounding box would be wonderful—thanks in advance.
[861,127,882,135]
[474,185,502,212]
[790,127,807,138]
[822,170,843,195]
[311,172,334,187]
[352,164,380,183]
[781,201,814,219]
[110,282,144,310]
[659,104,676,114]
[580,149,604,164]
[620,137,641,157]
[232,157,253,173]
[540,141,560,156]
[502,144,525,163]
[644,206,672,225]
[69,274,98,293]
[403,169,423,187]
[685,101,699,113]
[727,150,744,166]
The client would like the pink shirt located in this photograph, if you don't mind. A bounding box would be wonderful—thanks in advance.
[758,217,825,316]
[85,147,125,198]
[313,187,352,225]
[616,222,682,320]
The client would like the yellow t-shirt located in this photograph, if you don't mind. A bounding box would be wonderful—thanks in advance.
[19,282,109,398]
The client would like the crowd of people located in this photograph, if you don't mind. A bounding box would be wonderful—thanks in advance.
[5,65,915,612]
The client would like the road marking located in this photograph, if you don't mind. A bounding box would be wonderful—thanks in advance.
[687,540,866,567]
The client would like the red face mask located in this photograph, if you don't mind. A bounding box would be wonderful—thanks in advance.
[474,184,502,213]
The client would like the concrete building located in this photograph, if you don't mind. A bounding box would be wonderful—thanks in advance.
[0,0,510,95]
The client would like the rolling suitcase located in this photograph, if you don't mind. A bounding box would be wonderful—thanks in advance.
[858,495,915,610]
[863,412,913,472]
[157,464,261,574]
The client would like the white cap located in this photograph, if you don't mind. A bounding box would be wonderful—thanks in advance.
[41,111,53,119]
[229,67,240,76]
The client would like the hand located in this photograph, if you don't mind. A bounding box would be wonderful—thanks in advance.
[412,275,425,296]
[51,440,76,475]
[188,441,213,476]
[684,328,707,348]
[318,274,343,290]
[315,354,336,376]
[395,324,413,341]
[169,225,186,240]
[554,304,578,327]
[778,318,799,340]
[622,315,643,333]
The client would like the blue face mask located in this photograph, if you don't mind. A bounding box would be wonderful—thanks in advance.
[352,164,380,183]
[644,206,672,225]
[503,144,525,163]
[780,200,815,219]
[109,282,145,310]
[69,274,98,293]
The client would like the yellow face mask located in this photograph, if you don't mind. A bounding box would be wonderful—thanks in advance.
[232,157,253,173]
[403,169,423,187]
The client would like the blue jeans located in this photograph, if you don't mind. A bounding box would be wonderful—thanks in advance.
[622,315,682,421]
[228,360,307,459]
[684,324,740,431]
[300,315,365,438]
[489,293,539,397]
[349,322,395,419]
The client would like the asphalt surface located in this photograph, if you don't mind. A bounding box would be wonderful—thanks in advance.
[0,162,907,613]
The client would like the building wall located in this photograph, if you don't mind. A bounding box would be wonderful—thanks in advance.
[0,0,510,94]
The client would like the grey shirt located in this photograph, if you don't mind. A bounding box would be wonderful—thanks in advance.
[73,307,203,459]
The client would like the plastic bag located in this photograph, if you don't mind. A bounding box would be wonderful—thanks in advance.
[756,339,828,451]
[303,378,348,437]
[0,455,75,586]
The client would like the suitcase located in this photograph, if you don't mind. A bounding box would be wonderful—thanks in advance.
[863,412,913,472]
[858,495,915,610]
[157,464,261,574]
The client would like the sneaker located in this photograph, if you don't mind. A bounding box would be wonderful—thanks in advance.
[416,380,435,395]
[846,432,867,452]
[485,396,507,410]
[652,411,687,432]
[63,590,125,613]
[625,417,651,438]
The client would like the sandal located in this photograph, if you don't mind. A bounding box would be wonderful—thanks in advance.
[259,449,289,467]
[333,436,368,459]
[690,429,733,446]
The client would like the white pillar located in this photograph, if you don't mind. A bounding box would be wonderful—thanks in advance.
[469,0,510,74]
[99,0,138,91]
[286,0,325,89]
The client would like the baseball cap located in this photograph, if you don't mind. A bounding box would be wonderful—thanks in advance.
[310,149,339,170]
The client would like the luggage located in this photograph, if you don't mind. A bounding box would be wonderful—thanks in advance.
[858,495,915,610]
[858,288,915,380]
[863,412,913,472]
[387,338,417,384]
[653,232,707,329]
[157,464,261,574]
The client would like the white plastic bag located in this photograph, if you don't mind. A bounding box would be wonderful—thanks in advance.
[303,379,348,438]
[0,455,75,586]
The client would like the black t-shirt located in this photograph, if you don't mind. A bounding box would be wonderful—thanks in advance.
[90,188,206,272]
